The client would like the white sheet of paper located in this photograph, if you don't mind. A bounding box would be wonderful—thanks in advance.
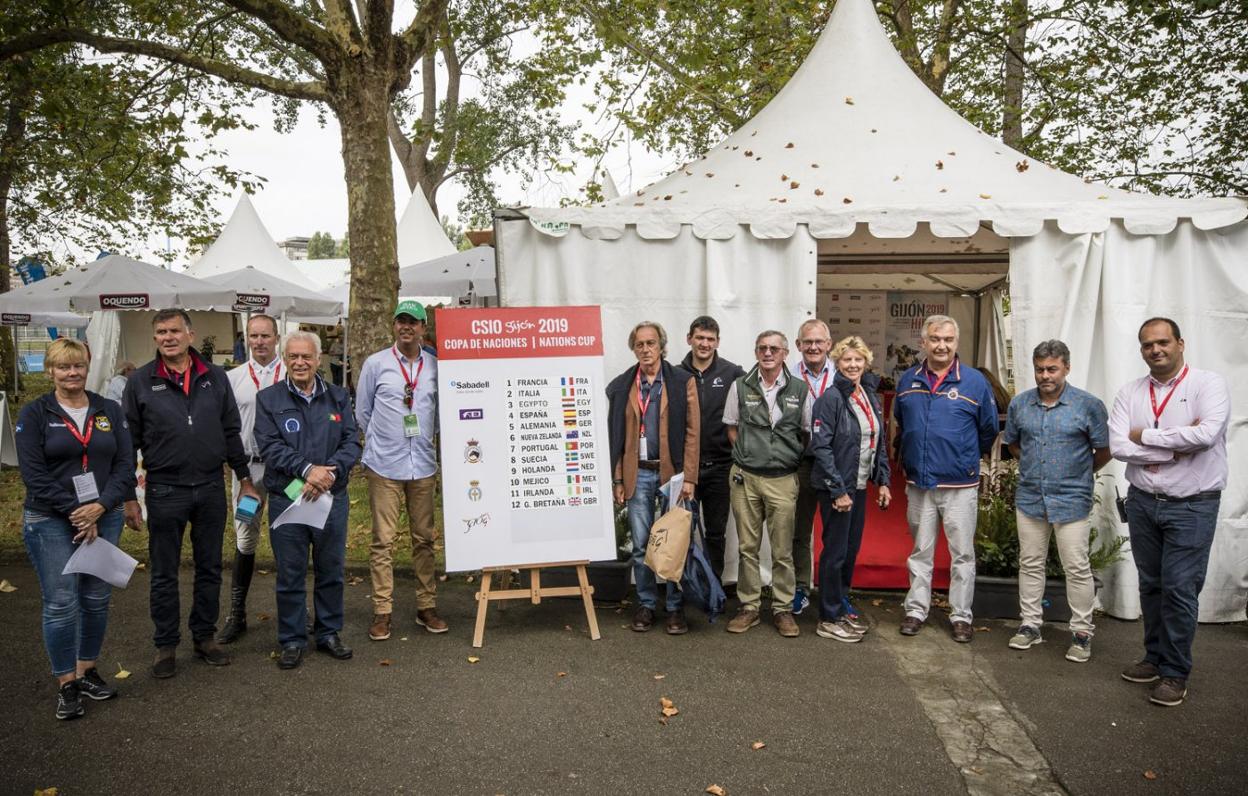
[61,536,138,589]
[660,473,685,504]
[271,491,334,530]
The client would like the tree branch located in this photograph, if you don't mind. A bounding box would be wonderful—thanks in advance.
[218,0,339,65]
[396,0,450,76]
[430,12,460,180]
[0,29,331,103]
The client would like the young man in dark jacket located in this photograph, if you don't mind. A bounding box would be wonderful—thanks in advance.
[123,308,258,678]
[254,331,361,669]
[678,316,745,581]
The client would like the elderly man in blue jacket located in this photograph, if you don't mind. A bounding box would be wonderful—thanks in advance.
[893,315,998,643]
[255,331,361,669]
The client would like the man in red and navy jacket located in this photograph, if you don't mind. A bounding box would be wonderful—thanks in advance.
[122,308,258,678]
[892,315,998,643]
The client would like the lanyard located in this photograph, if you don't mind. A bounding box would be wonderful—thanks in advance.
[392,347,424,410]
[1148,365,1188,429]
[248,361,281,389]
[926,365,951,394]
[63,412,95,472]
[801,362,829,397]
[635,369,660,433]
[851,388,876,442]
[167,367,192,395]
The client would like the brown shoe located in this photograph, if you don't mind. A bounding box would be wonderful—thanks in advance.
[416,608,449,634]
[1121,660,1161,683]
[193,639,231,666]
[1149,677,1188,707]
[152,646,177,679]
[726,608,761,634]
[665,610,688,635]
[631,606,655,632]
[951,621,974,643]
[773,611,800,638]
[899,616,923,636]
[368,613,392,641]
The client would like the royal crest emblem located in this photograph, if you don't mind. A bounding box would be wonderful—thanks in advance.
[464,438,482,463]
[468,480,483,502]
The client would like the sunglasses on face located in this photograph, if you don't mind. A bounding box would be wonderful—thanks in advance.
[756,345,785,354]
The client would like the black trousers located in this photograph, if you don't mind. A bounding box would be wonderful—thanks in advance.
[695,461,732,581]
[146,480,227,648]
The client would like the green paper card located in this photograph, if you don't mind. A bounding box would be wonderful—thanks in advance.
[284,478,305,501]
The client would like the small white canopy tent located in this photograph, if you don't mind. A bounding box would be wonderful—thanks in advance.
[186,194,317,288]
[497,0,1247,620]
[203,267,344,319]
[320,246,498,309]
[0,254,240,392]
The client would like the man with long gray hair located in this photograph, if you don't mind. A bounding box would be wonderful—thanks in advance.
[1003,339,1110,662]
[893,315,998,643]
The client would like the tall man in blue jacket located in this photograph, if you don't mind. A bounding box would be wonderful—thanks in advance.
[893,315,998,642]
[254,332,361,669]
[123,308,259,677]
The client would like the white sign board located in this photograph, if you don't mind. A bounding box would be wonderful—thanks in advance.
[436,306,615,570]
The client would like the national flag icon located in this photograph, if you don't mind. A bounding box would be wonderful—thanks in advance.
[565,430,579,439]
[561,377,569,385]
[566,475,581,485]
[565,441,579,451]
[567,452,580,462]
[329,412,341,422]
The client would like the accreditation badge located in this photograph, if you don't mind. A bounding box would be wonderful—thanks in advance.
[403,414,421,437]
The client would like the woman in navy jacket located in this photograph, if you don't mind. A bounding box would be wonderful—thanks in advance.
[15,339,136,720]
[809,336,891,643]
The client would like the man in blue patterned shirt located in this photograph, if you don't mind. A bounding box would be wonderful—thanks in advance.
[1003,340,1110,662]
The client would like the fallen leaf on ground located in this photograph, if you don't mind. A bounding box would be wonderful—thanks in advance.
[467,656,481,664]
[969,766,983,775]
[257,569,270,575]
[1144,770,1158,780]
[135,562,146,570]
[115,665,131,680]
[653,674,666,680]
[751,741,766,750]
[379,659,393,666]
[871,599,883,606]
[257,613,271,621]
[659,697,679,717]
[438,574,448,582]
[975,626,990,632]
[0,579,16,593]
[269,651,279,660]
[564,625,573,631]
[347,576,363,586]
[466,575,475,583]
[34,788,58,796]
[350,499,360,505]
[706,786,727,796]
[556,671,567,678]
[400,637,409,642]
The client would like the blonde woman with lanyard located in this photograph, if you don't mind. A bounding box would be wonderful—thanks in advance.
[809,336,892,642]
[15,339,136,719]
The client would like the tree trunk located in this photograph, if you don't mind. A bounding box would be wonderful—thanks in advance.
[1002,0,1028,149]
[332,64,401,383]
[0,70,32,394]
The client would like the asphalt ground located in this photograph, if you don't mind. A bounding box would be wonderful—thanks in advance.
[1,565,1245,796]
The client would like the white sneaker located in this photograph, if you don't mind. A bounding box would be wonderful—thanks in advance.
[1008,625,1043,650]
[816,618,864,643]
[1065,632,1092,663]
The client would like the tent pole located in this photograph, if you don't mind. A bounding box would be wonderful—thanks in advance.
[972,289,982,366]
[12,327,18,390]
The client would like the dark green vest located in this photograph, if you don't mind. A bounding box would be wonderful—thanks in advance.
[731,366,808,476]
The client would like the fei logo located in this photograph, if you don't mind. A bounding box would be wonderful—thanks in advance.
[458,408,484,420]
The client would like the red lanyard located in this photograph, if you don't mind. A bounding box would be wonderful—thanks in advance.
[248,361,281,389]
[635,369,660,434]
[851,388,876,442]
[801,362,829,397]
[1149,365,1188,429]
[392,347,424,409]
[168,367,192,395]
[926,366,951,394]
[63,413,95,472]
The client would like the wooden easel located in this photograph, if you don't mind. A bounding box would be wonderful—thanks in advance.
[471,560,602,648]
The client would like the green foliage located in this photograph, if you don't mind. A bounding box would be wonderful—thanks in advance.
[306,231,340,259]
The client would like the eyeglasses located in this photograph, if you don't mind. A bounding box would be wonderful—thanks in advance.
[798,339,830,348]
[755,345,785,354]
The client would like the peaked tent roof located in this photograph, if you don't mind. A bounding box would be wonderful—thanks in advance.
[187,194,316,285]
[203,267,344,318]
[526,0,1245,241]
[0,254,237,314]
[397,187,457,264]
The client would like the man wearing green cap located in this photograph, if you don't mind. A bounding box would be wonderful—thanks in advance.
[355,301,446,640]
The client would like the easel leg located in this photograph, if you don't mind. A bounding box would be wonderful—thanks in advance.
[576,564,601,640]
[472,570,493,648]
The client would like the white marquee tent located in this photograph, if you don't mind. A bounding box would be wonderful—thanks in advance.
[204,267,343,319]
[186,194,317,287]
[496,0,1248,620]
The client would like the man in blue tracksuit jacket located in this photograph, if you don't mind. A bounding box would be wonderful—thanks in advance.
[254,332,360,670]
[893,315,997,643]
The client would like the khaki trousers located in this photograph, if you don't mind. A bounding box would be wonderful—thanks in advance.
[1016,511,1096,635]
[366,469,439,613]
[729,465,798,614]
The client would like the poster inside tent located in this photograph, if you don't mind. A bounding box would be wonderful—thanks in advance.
[817,290,948,387]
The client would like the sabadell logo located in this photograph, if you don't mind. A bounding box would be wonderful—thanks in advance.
[450,379,490,390]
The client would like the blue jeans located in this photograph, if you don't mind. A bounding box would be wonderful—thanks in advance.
[628,468,682,612]
[1126,486,1220,679]
[146,480,228,648]
[268,492,349,647]
[23,509,125,676]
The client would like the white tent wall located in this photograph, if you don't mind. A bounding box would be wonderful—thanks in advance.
[85,311,121,393]
[98,311,238,377]
[1010,220,1248,622]
[498,221,816,378]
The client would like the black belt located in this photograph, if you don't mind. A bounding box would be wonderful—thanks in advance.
[1129,486,1220,503]
[638,460,661,471]
[249,456,264,465]
[701,460,729,469]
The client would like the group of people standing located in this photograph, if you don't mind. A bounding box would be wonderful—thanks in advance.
[15,303,1229,721]
[16,302,445,719]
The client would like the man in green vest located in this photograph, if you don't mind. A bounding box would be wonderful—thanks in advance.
[723,330,811,637]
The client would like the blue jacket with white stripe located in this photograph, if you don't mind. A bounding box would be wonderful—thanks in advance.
[892,358,997,489]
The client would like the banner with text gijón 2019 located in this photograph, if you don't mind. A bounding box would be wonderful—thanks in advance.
[436,306,615,571]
